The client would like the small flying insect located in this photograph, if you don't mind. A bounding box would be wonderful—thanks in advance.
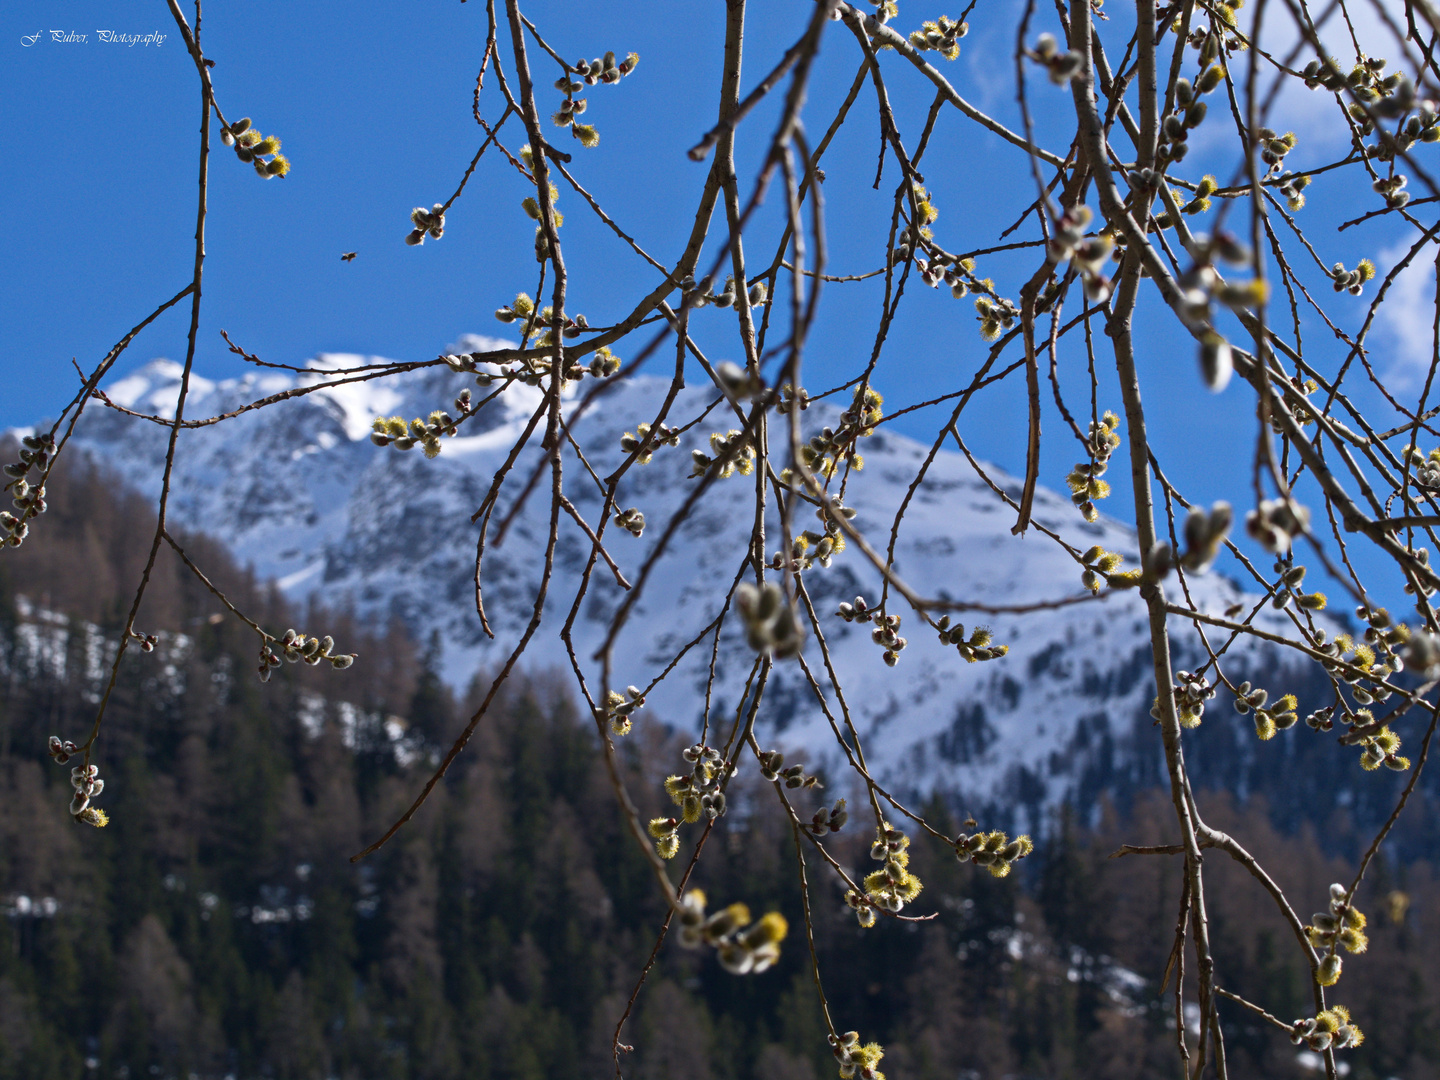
[341,251,357,262]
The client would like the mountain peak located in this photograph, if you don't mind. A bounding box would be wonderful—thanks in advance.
[104,358,216,417]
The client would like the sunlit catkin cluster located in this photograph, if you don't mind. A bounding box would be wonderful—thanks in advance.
[772,501,854,573]
[795,384,884,478]
[371,411,458,459]
[1159,59,1225,167]
[619,421,680,464]
[1308,54,1419,145]
[933,615,1009,663]
[691,429,756,479]
[1265,377,1324,434]
[705,277,771,317]
[579,346,623,383]
[973,292,1020,342]
[1330,258,1377,296]
[1406,445,1440,489]
[1170,670,1216,728]
[405,204,446,247]
[494,290,537,329]
[1348,712,1411,773]
[1290,1006,1364,1052]
[842,887,879,928]
[1268,561,1328,613]
[601,684,645,736]
[777,383,810,415]
[486,306,623,385]
[1312,629,1409,731]
[1232,681,1299,741]
[46,737,81,765]
[613,507,645,538]
[1080,545,1140,591]
[1256,126,1299,175]
[1066,412,1121,522]
[954,828,1034,877]
[220,117,290,178]
[1308,883,1369,987]
[494,290,595,350]
[48,739,108,828]
[758,748,824,791]
[1276,167,1312,212]
[806,797,848,836]
[859,1,899,26]
[908,15,967,61]
[651,744,732,858]
[519,183,569,263]
[675,889,787,974]
[675,273,767,310]
[256,629,355,683]
[1317,619,1406,712]
[127,629,160,653]
[1184,4,1241,67]
[67,763,107,826]
[664,744,731,823]
[862,822,923,913]
[1171,174,1220,220]
[835,595,907,667]
[2,432,51,548]
[907,182,939,244]
[1303,703,1337,732]
[829,1031,886,1080]
[551,49,639,149]
[647,816,684,859]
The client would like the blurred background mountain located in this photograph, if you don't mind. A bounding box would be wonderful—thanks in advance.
[37,352,1440,841]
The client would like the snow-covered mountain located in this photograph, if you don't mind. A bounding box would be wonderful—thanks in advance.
[36,340,1323,818]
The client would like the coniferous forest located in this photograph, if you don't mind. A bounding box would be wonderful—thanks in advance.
[3,448,1440,1080]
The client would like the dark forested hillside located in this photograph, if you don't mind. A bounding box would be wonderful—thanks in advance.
[2,446,1440,1080]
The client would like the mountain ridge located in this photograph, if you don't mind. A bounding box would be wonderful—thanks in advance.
[26,340,1335,825]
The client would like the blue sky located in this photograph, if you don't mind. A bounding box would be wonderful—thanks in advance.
[3,0,1433,613]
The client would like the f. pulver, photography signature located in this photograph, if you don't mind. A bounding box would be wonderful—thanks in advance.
[21,30,168,47]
